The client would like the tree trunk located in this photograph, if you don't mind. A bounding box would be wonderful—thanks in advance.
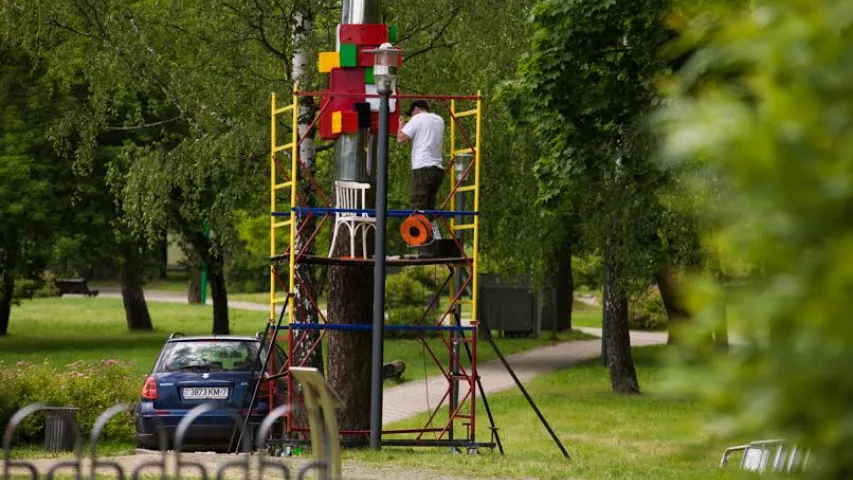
[158,233,168,280]
[208,253,229,335]
[187,253,202,304]
[713,281,729,352]
[184,229,229,334]
[0,274,11,337]
[656,265,690,345]
[120,243,153,331]
[550,244,573,333]
[603,245,640,395]
[291,0,322,372]
[326,234,373,441]
[0,237,16,337]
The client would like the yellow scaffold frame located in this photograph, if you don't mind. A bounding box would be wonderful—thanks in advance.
[449,91,482,329]
[269,92,298,325]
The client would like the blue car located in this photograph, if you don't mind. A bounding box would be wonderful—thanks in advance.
[134,334,288,451]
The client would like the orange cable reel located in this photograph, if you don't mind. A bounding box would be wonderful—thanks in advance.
[400,213,433,246]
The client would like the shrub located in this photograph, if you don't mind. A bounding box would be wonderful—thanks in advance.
[385,269,438,338]
[225,248,268,293]
[572,255,603,291]
[628,286,667,331]
[0,359,141,444]
[12,271,60,303]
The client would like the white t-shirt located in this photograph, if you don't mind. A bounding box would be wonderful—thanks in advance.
[401,112,444,170]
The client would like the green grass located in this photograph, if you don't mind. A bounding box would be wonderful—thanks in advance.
[348,346,744,480]
[0,298,593,383]
[0,298,269,375]
[571,300,603,328]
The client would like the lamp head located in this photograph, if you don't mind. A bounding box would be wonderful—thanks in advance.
[366,43,402,95]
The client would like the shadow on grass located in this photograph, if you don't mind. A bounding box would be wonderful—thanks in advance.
[570,345,668,371]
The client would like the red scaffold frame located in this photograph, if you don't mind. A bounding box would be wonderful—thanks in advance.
[266,88,490,450]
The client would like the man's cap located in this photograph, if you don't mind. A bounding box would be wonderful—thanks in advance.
[407,100,429,116]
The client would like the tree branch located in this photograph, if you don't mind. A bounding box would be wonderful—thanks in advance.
[315,142,335,153]
[402,5,462,63]
[48,18,90,38]
[106,115,182,131]
[404,41,456,63]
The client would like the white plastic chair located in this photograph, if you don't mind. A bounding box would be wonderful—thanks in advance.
[720,439,809,474]
[329,181,375,258]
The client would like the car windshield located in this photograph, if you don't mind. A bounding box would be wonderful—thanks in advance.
[157,341,258,373]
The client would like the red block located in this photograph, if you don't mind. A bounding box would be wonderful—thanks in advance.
[319,68,367,140]
[341,111,359,133]
[339,24,388,46]
[358,45,376,67]
[319,92,334,139]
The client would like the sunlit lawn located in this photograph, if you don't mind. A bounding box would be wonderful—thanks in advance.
[0,298,593,385]
[348,347,745,480]
[571,300,603,328]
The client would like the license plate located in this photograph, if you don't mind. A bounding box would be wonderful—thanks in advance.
[182,387,229,400]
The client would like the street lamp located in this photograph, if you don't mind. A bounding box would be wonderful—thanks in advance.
[368,42,401,94]
[365,42,401,451]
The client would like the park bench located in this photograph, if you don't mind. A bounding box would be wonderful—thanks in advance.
[54,278,99,297]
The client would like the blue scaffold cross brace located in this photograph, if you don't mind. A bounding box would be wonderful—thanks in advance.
[271,323,475,333]
[270,207,478,218]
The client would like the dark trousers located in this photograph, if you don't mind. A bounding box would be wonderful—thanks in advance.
[411,167,445,211]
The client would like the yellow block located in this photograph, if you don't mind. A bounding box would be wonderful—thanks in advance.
[319,52,340,73]
[332,111,342,134]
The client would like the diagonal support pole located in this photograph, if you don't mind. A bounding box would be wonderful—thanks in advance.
[478,312,570,459]
[231,294,290,453]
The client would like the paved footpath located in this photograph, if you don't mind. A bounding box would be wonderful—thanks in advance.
[94,287,273,313]
[382,329,663,424]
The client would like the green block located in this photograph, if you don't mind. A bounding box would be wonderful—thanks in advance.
[365,67,374,84]
[388,24,398,43]
[340,44,358,67]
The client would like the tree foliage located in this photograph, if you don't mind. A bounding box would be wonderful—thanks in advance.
[659,0,853,474]
[0,48,70,336]
[503,0,692,391]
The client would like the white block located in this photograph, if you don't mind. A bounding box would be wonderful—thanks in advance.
[365,84,397,113]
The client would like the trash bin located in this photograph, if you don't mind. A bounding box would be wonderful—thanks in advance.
[44,407,79,452]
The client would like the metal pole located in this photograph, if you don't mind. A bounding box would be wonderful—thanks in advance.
[450,157,466,443]
[479,313,571,459]
[369,92,390,450]
[200,220,209,304]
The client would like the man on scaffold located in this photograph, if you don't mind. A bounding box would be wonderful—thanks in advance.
[397,99,444,240]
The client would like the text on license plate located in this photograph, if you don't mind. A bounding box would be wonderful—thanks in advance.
[182,387,229,399]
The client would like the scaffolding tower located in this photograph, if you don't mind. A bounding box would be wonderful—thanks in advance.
[265,88,492,451]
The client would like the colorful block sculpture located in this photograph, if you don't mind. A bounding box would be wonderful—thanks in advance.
[341,111,359,133]
[339,44,358,68]
[339,24,389,45]
[318,52,340,73]
[331,111,343,134]
[317,22,400,140]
